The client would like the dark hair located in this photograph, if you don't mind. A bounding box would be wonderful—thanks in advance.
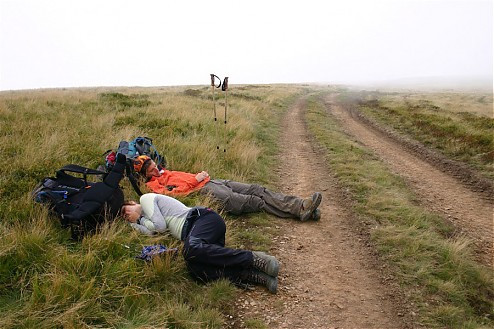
[141,159,153,176]
[120,200,137,215]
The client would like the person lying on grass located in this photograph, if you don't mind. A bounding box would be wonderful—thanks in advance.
[121,193,280,293]
[133,155,322,221]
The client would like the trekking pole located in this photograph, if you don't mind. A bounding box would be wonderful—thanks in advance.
[221,77,229,152]
[210,74,221,150]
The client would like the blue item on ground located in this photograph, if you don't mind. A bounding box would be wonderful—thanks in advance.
[136,244,178,261]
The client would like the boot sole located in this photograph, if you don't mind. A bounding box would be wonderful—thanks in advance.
[300,192,322,221]
[268,277,278,294]
[267,259,280,277]
[312,208,321,221]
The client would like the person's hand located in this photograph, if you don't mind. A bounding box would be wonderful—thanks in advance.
[123,208,140,223]
[195,171,209,182]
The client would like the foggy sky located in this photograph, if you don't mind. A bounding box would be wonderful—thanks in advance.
[0,0,492,90]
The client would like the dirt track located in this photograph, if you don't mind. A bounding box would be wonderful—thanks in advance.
[325,95,493,266]
[231,97,409,328]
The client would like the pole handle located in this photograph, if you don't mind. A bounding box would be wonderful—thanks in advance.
[210,74,222,88]
[221,77,229,91]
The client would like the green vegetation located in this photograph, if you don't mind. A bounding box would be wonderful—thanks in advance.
[1,84,491,328]
[345,90,494,179]
[305,93,493,328]
[100,92,152,108]
[0,85,304,328]
[244,318,268,329]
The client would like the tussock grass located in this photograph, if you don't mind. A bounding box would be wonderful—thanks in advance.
[305,94,494,328]
[0,85,304,328]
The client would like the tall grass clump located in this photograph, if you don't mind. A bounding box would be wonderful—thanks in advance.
[0,85,304,328]
[305,93,493,328]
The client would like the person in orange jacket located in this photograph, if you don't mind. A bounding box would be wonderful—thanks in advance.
[133,155,322,221]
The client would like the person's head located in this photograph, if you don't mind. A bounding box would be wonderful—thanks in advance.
[120,201,142,222]
[133,155,161,179]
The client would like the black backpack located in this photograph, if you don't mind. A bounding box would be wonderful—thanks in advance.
[33,153,126,239]
[103,136,166,196]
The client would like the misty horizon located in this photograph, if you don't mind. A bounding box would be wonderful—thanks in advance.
[1,0,492,92]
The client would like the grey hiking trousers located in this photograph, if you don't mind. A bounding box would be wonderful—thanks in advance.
[200,179,303,218]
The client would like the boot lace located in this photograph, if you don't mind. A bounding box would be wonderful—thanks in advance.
[253,254,268,272]
[246,271,268,285]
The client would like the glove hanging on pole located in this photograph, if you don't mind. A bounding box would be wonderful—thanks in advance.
[222,77,229,152]
[210,74,222,150]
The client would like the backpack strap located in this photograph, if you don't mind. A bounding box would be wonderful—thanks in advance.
[125,160,144,196]
[59,165,106,176]
[150,143,165,168]
[58,165,106,186]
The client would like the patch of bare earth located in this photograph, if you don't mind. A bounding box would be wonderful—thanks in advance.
[229,98,409,329]
[324,95,493,267]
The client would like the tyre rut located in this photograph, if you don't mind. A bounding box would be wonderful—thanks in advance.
[325,95,493,266]
[232,96,408,329]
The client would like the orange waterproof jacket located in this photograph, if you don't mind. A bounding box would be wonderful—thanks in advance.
[145,170,210,196]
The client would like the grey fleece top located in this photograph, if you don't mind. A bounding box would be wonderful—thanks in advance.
[130,193,191,239]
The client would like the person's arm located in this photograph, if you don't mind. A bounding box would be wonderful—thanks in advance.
[140,193,167,232]
[125,208,156,235]
[145,180,168,194]
[165,181,199,195]
[150,171,210,196]
[129,220,155,236]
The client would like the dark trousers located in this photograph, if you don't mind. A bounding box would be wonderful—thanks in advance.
[201,179,303,217]
[183,209,254,283]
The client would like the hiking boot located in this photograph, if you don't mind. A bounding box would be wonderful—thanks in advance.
[311,208,321,221]
[299,192,322,221]
[252,251,279,277]
[242,269,278,294]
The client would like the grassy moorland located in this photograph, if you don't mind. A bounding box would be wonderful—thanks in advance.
[0,85,305,328]
[344,90,494,179]
[305,92,493,329]
[0,84,492,329]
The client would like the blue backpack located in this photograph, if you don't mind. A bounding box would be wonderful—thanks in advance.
[103,137,166,196]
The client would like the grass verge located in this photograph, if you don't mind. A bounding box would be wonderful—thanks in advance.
[305,93,493,329]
